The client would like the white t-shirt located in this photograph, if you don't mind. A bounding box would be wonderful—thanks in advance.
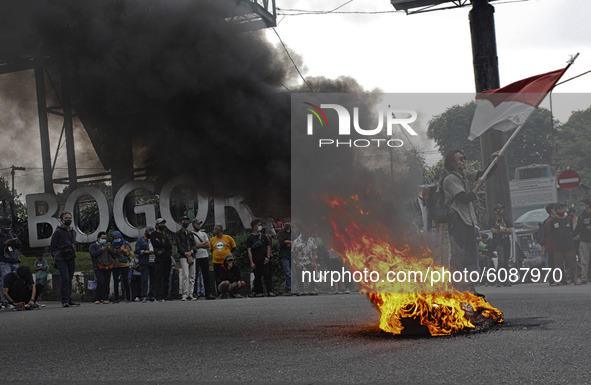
[191,230,210,259]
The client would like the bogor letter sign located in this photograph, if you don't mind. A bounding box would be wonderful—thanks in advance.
[25,177,254,247]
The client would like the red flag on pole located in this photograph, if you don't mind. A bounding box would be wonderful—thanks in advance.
[468,66,569,140]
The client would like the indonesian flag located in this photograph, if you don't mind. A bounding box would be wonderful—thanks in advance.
[468,66,569,140]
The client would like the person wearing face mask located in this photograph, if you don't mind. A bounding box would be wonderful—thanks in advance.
[89,231,113,304]
[247,218,274,297]
[574,199,591,284]
[49,212,80,307]
[277,223,292,296]
[489,203,512,287]
[111,230,132,303]
[135,226,157,302]
[175,215,196,301]
[550,203,581,285]
[0,217,21,308]
[151,218,173,301]
[190,219,216,300]
[210,224,236,295]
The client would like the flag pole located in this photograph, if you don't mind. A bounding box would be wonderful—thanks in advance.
[480,53,580,180]
[480,122,524,180]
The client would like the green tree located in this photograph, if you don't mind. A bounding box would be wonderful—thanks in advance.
[427,102,481,162]
[556,107,591,186]
[427,102,556,177]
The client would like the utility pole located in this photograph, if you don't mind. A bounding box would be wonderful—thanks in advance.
[10,165,25,227]
[10,165,25,198]
[469,0,513,225]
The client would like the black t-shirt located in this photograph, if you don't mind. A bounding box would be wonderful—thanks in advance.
[575,211,591,243]
[4,272,34,290]
[550,215,575,252]
[246,233,270,261]
[150,231,172,260]
[489,216,510,247]
[219,264,242,283]
[278,230,291,259]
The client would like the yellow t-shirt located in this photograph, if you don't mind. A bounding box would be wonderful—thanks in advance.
[209,234,236,264]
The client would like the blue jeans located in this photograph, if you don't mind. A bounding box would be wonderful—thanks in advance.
[280,258,291,293]
[56,259,76,304]
[195,270,205,296]
[140,263,156,299]
[0,262,18,305]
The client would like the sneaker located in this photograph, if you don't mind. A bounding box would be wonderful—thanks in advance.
[141,298,147,303]
[94,301,101,304]
[344,290,350,294]
[181,297,187,301]
[134,297,141,302]
[267,292,276,297]
[68,301,80,306]
[62,303,70,308]
[206,294,216,300]
[283,292,292,296]
[103,300,110,304]
[190,296,198,301]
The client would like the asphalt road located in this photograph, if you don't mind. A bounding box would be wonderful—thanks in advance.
[1,283,590,384]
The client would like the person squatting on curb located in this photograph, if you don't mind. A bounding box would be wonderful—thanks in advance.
[217,254,246,298]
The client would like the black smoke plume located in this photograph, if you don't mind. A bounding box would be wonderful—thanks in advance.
[25,0,302,213]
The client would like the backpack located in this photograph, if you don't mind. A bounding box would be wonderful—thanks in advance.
[427,174,457,224]
[97,249,114,270]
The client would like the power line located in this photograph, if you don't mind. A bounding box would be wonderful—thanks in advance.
[277,0,529,16]
[272,28,312,92]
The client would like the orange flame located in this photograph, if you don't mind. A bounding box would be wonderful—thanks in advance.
[327,195,503,336]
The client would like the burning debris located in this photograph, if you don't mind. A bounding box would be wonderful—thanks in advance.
[327,195,503,337]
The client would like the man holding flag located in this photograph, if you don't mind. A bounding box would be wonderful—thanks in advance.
[445,58,575,292]
[443,148,500,294]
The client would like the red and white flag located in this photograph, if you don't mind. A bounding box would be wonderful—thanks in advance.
[468,67,569,140]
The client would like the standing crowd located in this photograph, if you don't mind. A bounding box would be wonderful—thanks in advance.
[441,149,591,289]
[1,211,354,310]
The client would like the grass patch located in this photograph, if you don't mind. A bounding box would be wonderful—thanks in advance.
[19,252,94,274]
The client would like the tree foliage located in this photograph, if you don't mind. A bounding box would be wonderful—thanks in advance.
[556,107,591,186]
[427,102,556,177]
